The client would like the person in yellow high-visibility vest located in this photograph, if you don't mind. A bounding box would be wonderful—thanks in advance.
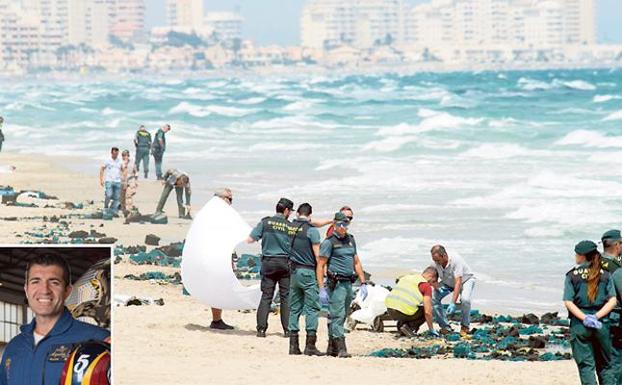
[385,266,440,338]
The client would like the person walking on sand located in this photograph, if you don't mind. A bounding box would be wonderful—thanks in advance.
[0,116,5,152]
[133,125,151,179]
[154,168,192,219]
[99,147,123,215]
[430,244,476,337]
[246,198,294,338]
[564,240,617,385]
[287,203,324,356]
[151,124,170,180]
[317,212,368,358]
[120,149,138,216]
[208,188,236,330]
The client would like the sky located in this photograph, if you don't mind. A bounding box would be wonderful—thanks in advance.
[145,0,622,45]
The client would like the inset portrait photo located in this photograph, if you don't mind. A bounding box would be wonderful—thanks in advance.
[0,246,111,385]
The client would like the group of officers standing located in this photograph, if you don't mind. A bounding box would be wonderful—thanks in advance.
[565,229,622,385]
[245,198,365,358]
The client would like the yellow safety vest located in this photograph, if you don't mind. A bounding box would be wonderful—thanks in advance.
[385,274,427,315]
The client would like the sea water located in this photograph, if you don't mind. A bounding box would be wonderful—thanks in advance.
[2,68,621,313]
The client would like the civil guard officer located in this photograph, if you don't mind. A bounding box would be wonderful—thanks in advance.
[317,212,368,358]
[247,198,294,338]
[287,203,324,356]
[133,124,151,179]
[563,240,617,385]
[600,230,622,383]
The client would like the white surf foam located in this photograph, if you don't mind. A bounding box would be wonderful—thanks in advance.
[555,129,622,148]
[460,143,532,159]
[603,110,622,121]
[593,94,620,103]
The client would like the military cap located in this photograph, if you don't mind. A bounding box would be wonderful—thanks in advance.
[277,197,294,210]
[334,212,350,224]
[574,240,598,255]
[601,229,622,242]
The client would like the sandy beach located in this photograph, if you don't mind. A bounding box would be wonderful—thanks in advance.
[0,151,578,384]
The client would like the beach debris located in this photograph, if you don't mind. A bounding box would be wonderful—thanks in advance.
[150,212,168,224]
[97,237,117,244]
[124,271,182,284]
[528,335,546,348]
[521,313,540,325]
[90,229,106,238]
[129,249,181,267]
[157,241,184,257]
[145,234,160,246]
[68,230,89,239]
[114,295,165,306]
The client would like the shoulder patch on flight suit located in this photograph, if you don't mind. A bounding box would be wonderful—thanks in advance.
[4,358,10,380]
[48,344,74,362]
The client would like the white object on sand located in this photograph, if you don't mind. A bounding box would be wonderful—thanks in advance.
[181,196,261,310]
[350,285,390,325]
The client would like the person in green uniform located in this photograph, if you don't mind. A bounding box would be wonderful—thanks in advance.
[0,116,5,152]
[154,169,191,219]
[563,240,617,385]
[611,266,622,384]
[247,198,294,338]
[601,230,622,383]
[317,212,368,358]
[133,125,151,179]
[151,124,170,180]
[601,230,622,272]
[287,203,324,356]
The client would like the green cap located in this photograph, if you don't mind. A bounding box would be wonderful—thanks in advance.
[334,212,350,223]
[574,240,597,255]
[601,229,622,242]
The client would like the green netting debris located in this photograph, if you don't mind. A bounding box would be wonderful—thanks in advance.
[129,249,181,267]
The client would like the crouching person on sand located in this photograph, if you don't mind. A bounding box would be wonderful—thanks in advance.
[385,266,440,338]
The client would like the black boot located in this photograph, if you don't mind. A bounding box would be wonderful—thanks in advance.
[289,332,302,355]
[304,335,325,356]
[335,337,351,358]
[326,337,337,357]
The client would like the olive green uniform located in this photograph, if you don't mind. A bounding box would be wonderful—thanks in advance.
[320,233,357,339]
[134,128,151,178]
[250,213,291,333]
[287,218,321,335]
[563,262,616,385]
[603,254,622,384]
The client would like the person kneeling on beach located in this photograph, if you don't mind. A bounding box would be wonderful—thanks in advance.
[564,240,617,385]
[0,254,110,385]
[317,212,368,358]
[287,203,324,356]
[154,169,192,219]
[385,266,440,338]
[430,244,476,337]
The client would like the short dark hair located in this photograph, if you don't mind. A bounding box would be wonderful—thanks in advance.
[276,198,294,214]
[111,147,119,152]
[430,244,447,258]
[603,238,619,249]
[297,203,312,216]
[25,254,72,286]
[423,266,439,280]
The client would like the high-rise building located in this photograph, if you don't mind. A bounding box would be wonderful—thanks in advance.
[0,0,40,69]
[166,0,204,30]
[204,12,243,42]
[301,0,406,49]
[110,0,145,42]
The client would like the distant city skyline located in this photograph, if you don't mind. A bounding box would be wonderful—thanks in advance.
[144,0,622,45]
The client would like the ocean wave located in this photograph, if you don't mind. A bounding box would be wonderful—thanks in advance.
[376,111,482,137]
[558,79,596,91]
[593,94,620,103]
[506,201,618,225]
[555,129,622,148]
[168,101,211,117]
[358,236,432,265]
[359,203,432,214]
[362,135,418,152]
[460,143,532,159]
[238,97,266,105]
[250,116,339,131]
[603,110,622,121]
[517,77,552,91]
[206,105,258,117]
[523,227,566,238]
[282,100,315,111]
[518,77,596,91]
[247,142,323,151]
[101,107,118,116]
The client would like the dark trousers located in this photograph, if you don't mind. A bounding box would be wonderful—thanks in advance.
[135,148,149,176]
[257,257,290,332]
[155,184,186,217]
[153,152,164,179]
[388,307,426,332]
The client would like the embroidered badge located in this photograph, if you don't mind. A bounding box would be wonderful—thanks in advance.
[48,344,73,362]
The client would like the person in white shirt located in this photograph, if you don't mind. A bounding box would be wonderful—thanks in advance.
[99,147,123,215]
[430,244,476,337]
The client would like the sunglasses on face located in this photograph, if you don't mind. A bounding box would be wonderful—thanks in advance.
[224,196,233,203]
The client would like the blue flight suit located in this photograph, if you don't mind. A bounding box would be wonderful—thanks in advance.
[0,309,109,385]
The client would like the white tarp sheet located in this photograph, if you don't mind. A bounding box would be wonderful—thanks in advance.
[350,285,390,325]
[181,196,261,310]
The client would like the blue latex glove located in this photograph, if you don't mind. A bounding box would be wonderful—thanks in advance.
[583,314,602,329]
[429,329,440,338]
[359,283,368,301]
[446,303,457,315]
[319,287,329,306]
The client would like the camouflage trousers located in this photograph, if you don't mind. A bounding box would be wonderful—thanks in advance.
[122,178,138,213]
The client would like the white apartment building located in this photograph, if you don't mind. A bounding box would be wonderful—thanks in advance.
[204,12,243,42]
[0,1,40,70]
[301,0,406,49]
[303,0,596,50]
[67,0,110,47]
[166,0,204,31]
[110,0,145,42]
